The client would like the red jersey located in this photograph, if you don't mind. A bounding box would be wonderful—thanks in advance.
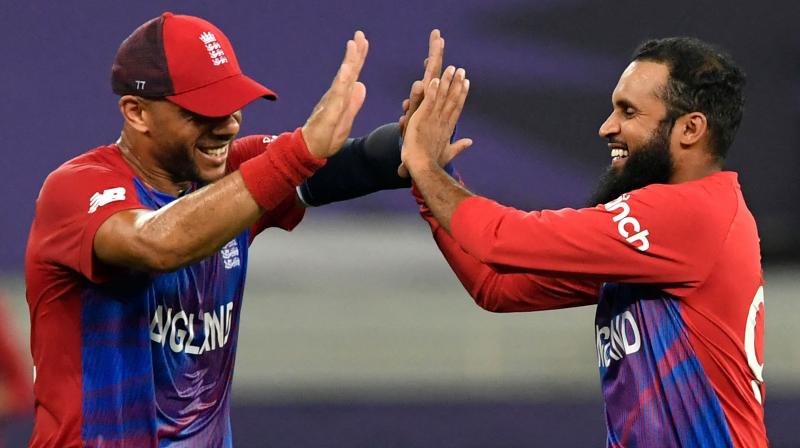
[25,133,312,447]
[418,172,766,447]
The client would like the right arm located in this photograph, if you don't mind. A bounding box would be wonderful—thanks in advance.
[94,31,370,275]
[397,31,597,311]
[415,187,600,312]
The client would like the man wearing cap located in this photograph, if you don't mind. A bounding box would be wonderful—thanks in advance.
[24,13,457,447]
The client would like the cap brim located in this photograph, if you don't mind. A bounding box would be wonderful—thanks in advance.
[166,73,277,117]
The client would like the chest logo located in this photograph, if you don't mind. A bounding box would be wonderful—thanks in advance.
[604,194,651,252]
[150,302,234,355]
[88,187,126,213]
[596,310,642,368]
[221,240,241,270]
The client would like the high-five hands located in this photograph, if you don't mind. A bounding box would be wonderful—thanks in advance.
[397,30,472,177]
[302,31,369,159]
[401,65,471,175]
[399,30,444,137]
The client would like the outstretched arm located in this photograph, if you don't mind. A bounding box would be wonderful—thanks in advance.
[401,53,603,310]
[415,188,600,312]
[93,32,370,273]
[297,123,408,207]
[405,66,731,297]
[295,29,472,207]
[402,65,473,230]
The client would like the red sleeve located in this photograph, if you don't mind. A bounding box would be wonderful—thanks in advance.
[226,134,277,173]
[228,135,307,241]
[247,194,305,244]
[32,161,146,283]
[415,186,600,312]
[450,181,735,299]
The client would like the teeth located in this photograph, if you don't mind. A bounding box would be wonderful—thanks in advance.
[201,146,227,157]
[610,148,629,159]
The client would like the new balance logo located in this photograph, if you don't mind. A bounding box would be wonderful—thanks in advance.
[88,187,126,213]
[604,194,651,252]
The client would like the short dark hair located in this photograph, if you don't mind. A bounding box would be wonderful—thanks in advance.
[632,37,746,160]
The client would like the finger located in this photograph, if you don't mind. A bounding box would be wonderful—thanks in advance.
[397,164,409,178]
[423,78,440,113]
[351,30,369,78]
[446,78,470,131]
[331,81,367,145]
[408,80,424,109]
[327,40,358,102]
[333,32,368,92]
[402,98,410,114]
[441,68,466,120]
[441,138,473,165]
[323,33,368,123]
[434,66,457,114]
[406,77,439,131]
[422,30,444,87]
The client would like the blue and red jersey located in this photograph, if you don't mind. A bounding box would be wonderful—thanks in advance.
[417,171,767,447]
[25,134,305,447]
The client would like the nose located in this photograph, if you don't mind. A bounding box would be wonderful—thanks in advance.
[598,112,619,139]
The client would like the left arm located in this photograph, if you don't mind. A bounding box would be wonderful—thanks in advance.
[297,122,409,206]
[230,124,412,241]
[298,28,468,207]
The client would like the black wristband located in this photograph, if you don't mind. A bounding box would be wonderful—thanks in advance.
[298,123,411,206]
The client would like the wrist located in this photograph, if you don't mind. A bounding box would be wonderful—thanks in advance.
[240,128,326,209]
[404,155,439,176]
[298,126,328,160]
[298,123,410,207]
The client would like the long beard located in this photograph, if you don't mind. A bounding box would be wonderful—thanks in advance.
[587,122,675,206]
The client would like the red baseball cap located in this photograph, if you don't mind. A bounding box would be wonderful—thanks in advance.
[111,12,276,117]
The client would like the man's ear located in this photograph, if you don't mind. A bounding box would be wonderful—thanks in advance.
[675,112,708,147]
[119,95,150,134]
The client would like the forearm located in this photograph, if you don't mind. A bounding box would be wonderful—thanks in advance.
[407,158,472,231]
[416,188,598,311]
[298,123,410,206]
[125,172,263,270]
[96,130,323,272]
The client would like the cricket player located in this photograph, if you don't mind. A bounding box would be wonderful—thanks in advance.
[25,13,446,447]
[403,37,766,447]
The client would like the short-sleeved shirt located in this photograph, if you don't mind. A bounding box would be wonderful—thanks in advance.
[421,172,766,447]
[25,135,301,447]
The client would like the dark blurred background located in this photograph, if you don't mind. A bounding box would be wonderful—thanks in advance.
[1,1,797,446]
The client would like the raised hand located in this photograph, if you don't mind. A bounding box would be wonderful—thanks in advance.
[399,30,444,136]
[302,31,369,159]
[398,31,472,177]
[401,65,471,174]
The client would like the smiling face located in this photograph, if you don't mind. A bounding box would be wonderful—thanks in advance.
[588,61,678,205]
[599,61,672,170]
[143,99,242,186]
